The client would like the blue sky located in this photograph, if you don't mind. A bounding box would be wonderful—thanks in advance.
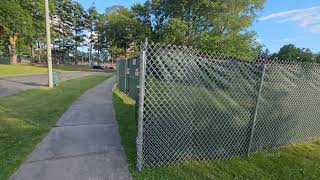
[76,0,320,53]
[253,0,320,53]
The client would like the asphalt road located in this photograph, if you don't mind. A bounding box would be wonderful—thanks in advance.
[0,72,102,97]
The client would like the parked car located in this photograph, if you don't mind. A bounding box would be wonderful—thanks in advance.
[101,63,115,70]
[92,65,103,70]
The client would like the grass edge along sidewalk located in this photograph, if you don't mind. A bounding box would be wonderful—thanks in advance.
[0,74,112,180]
[112,87,320,180]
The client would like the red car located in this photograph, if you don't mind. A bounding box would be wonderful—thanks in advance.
[101,64,115,70]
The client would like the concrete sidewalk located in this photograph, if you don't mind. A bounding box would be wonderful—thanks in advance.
[10,77,131,180]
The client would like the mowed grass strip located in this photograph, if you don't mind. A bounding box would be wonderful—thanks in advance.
[0,64,47,76]
[113,88,320,180]
[0,74,111,180]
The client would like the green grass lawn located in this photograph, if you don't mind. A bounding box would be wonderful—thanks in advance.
[113,87,320,180]
[0,74,111,180]
[0,64,47,76]
[0,64,95,77]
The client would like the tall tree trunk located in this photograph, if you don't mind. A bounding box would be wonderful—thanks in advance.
[75,46,78,65]
[9,35,18,64]
[97,48,100,63]
[89,31,93,66]
[30,45,34,63]
[61,38,64,64]
[89,44,93,66]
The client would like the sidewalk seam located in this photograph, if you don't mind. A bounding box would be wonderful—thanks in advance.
[53,122,116,128]
[26,149,125,165]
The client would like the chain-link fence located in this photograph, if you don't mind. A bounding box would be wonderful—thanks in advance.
[0,56,10,64]
[129,42,320,170]
[116,42,320,171]
[117,57,141,101]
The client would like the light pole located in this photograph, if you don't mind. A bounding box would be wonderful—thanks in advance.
[45,0,53,87]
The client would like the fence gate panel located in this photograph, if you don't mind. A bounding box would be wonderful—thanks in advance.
[117,60,127,93]
[127,57,140,101]
[252,63,320,151]
[113,42,320,170]
[138,43,264,167]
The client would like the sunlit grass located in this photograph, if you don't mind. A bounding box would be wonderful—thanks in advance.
[0,64,96,77]
[0,64,47,76]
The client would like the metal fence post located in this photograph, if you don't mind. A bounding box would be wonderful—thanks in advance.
[247,63,267,156]
[136,39,148,171]
[124,59,128,93]
[116,61,119,85]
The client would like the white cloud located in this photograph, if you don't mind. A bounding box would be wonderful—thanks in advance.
[259,6,320,33]
[310,24,320,33]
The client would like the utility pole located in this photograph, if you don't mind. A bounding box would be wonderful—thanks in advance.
[45,0,53,88]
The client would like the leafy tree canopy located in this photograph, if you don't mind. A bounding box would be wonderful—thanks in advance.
[273,44,317,63]
[0,0,34,37]
[3,0,320,65]
[97,6,150,58]
[132,0,265,59]
[0,0,46,63]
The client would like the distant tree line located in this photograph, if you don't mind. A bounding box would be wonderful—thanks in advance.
[0,0,103,64]
[99,0,266,60]
[262,44,320,63]
[1,0,319,65]
[0,0,267,64]
[0,0,46,64]
[51,0,102,65]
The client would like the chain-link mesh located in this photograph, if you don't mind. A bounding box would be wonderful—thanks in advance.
[117,57,141,101]
[134,42,320,170]
[252,61,320,151]
[117,59,127,93]
[127,57,141,101]
[0,56,10,64]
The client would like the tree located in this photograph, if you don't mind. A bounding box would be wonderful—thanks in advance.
[162,18,188,45]
[52,0,88,64]
[0,0,34,63]
[70,2,86,62]
[275,44,315,63]
[316,53,320,63]
[84,4,99,65]
[97,6,149,59]
[298,48,315,63]
[258,48,271,59]
[132,0,265,59]
[132,0,168,42]
[52,0,74,63]
[22,0,46,61]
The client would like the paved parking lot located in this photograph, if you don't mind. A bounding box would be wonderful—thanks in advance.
[0,72,102,97]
